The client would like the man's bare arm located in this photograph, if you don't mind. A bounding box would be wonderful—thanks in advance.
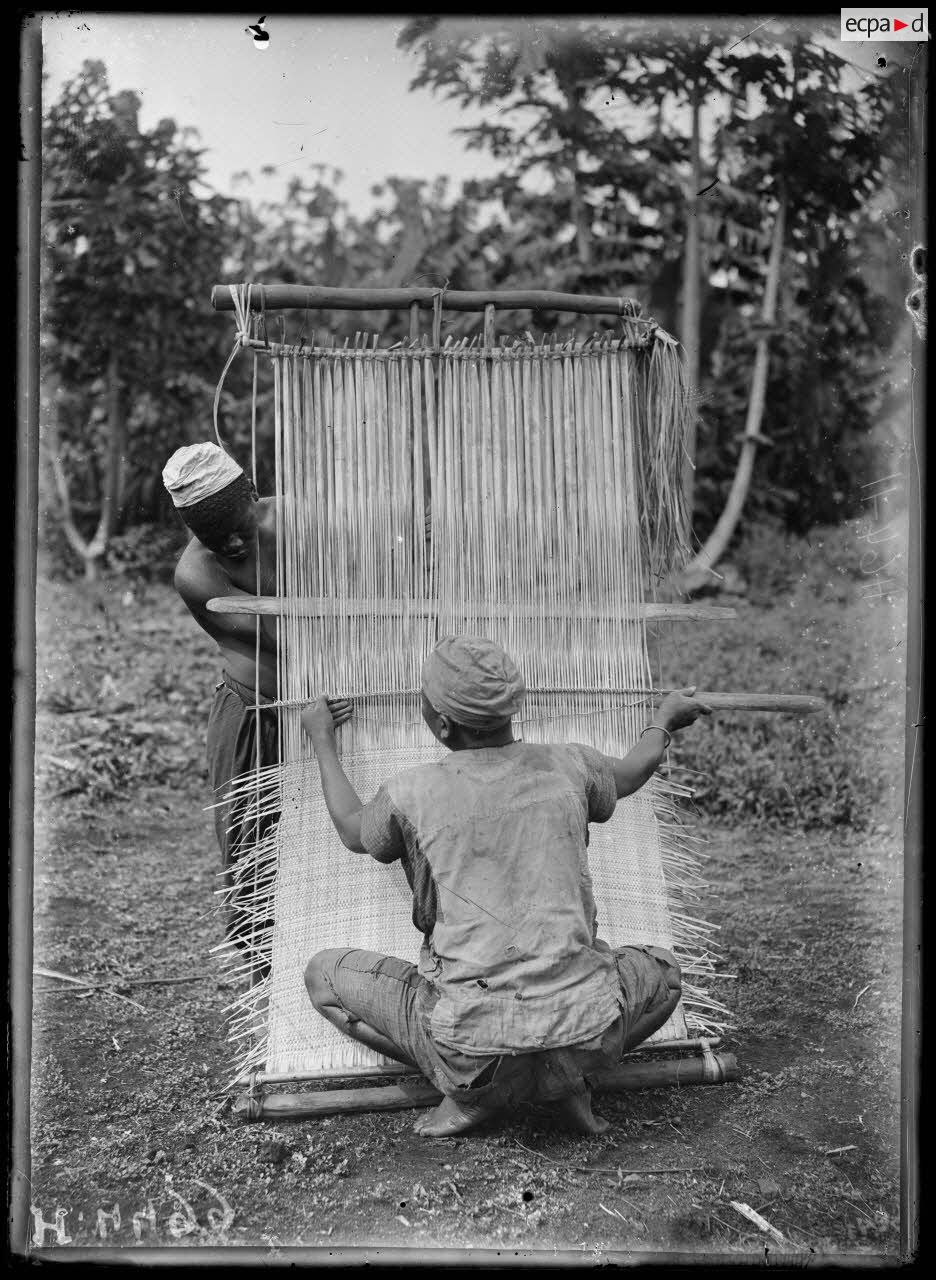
[609,689,712,798]
[174,543,278,652]
[301,697,365,853]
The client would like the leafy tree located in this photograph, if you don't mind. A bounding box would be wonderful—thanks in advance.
[399,20,684,312]
[398,20,907,550]
[208,167,491,486]
[204,164,372,490]
[683,38,907,570]
[357,175,493,340]
[42,60,237,577]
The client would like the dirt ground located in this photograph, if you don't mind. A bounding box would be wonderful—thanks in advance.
[22,572,908,1263]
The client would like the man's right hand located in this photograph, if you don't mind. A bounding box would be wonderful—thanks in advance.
[301,696,353,745]
[655,687,712,734]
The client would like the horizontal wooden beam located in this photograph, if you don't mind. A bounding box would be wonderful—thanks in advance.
[253,690,823,714]
[233,1051,739,1120]
[235,1079,440,1121]
[206,596,737,623]
[246,1034,723,1086]
[211,284,642,318]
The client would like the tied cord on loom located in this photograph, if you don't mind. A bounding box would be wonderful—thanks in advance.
[431,279,451,349]
[212,283,254,448]
[236,322,664,362]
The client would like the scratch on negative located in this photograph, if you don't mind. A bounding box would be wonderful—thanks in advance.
[435,881,516,932]
[726,17,776,52]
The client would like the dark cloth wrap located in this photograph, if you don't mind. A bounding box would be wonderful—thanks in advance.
[206,673,279,956]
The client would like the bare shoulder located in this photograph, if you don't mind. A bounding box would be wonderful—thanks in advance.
[173,539,226,608]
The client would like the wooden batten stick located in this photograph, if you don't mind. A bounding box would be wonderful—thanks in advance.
[211,284,642,318]
[686,692,824,713]
[233,1052,739,1121]
[206,596,738,622]
[409,302,420,342]
[484,303,496,349]
[227,687,825,714]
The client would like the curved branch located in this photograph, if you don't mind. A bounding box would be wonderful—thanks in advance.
[677,195,787,589]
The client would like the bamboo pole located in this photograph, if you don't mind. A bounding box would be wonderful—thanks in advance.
[233,1051,739,1121]
[211,284,641,317]
[680,81,703,515]
[228,688,824,714]
[244,1035,724,1086]
[206,596,738,622]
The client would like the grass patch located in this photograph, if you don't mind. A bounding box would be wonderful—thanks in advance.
[653,521,907,832]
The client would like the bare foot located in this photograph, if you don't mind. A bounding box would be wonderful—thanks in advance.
[413,1095,500,1137]
[556,1089,609,1135]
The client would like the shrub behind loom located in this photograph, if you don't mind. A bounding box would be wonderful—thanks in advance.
[655,526,906,831]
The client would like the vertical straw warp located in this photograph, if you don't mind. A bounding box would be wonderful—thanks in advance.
[217,325,728,1081]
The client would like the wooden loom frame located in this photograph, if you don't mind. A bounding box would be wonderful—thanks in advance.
[208,283,821,1121]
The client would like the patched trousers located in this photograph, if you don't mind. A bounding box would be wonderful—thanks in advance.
[305,944,681,1105]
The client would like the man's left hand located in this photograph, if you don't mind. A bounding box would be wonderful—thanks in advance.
[301,695,353,744]
[656,686,712,733]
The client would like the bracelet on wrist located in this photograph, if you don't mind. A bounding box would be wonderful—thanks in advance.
[640,724,672,751]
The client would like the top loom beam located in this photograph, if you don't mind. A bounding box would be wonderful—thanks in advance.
[210,284,643,317]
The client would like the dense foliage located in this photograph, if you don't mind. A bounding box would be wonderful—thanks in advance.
[41,61,241,573]
[40,32,913,577]
[398,20,911,543]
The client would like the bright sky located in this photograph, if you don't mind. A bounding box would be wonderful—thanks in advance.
[40,12,892,219]
[40,12,504,214]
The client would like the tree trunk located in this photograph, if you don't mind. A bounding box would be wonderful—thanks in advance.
[82,348,125,577]
[555,72,591,270]
[680,83,703,520]
[42,388,92,565]
[677,196,787,591]
[571,163,592,268]
[43,350,125,580]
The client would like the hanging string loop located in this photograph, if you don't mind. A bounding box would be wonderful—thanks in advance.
[212,284,255,447]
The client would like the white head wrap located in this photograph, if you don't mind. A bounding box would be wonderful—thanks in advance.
[421,635,526,729]
[162,442,245,509]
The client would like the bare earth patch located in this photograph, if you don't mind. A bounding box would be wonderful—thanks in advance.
[25,575,906,1262]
